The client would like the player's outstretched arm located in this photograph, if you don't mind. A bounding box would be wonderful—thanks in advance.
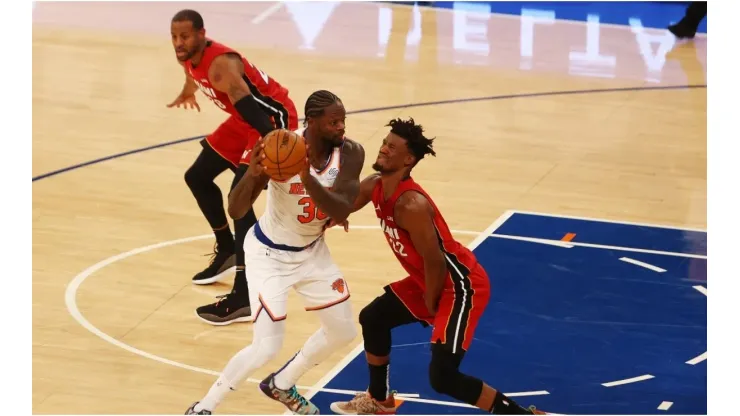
[396,191,447,315]
[352,173,380,212]
[300,140,365,224]
[228,139,270,219]
[208,54,275,136]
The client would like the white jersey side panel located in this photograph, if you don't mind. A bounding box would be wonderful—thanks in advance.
[258,140,343,247]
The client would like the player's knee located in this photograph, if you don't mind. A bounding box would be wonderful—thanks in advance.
[358,296,385,329]
[252,334,284,365]
[184,164,204,190]
[428,357,458,395]
[329,319,357,346]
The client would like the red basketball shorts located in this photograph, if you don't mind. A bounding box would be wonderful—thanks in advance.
[205,98,298,167]
[388,263,491,354]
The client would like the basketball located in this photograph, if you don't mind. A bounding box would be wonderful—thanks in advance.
[261,129,307,181]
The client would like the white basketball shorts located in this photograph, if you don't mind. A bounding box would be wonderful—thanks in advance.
[243,224,351,322]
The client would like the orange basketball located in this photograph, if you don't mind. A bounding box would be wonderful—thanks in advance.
[261,129,307,181]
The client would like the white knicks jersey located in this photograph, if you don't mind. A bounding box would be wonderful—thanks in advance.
[258,135,343,248]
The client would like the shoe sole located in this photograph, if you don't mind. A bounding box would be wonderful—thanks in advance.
[329,402,358,415]
[191,265,236,285]
[194,309,254,326]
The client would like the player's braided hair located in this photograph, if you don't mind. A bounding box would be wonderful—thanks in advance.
[172,9,204,30]
[387,117,436,163]
[304,90,342,126]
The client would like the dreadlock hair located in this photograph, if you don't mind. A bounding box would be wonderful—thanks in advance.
[387,117,436,164]
[172,9,204,30]
[304,90,342,126]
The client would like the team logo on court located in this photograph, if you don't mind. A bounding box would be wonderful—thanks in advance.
[331,278,345,294]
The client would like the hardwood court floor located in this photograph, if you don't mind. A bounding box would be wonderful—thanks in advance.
[32,2,706,414]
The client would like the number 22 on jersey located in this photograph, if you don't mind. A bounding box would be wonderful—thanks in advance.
[297,197,328,224]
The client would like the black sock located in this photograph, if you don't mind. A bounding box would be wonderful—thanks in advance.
[232,268,249,300]
[214,226,234,252]
[368,363,389,401]
[489,392,529,415]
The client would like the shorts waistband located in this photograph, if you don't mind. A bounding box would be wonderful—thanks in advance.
[254,222,320,252]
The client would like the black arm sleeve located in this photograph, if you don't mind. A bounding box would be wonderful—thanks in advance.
[233,95,277,137]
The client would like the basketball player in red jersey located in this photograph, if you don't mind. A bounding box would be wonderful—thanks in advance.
[168,10,298,325]
[329,118,545,415]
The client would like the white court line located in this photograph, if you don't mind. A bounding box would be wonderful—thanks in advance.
[658,401,674,411]
[251,1,283,24]
[509,209,707,233]
[619,257,667,273]
[491,233,707,259]
[684,286,707,365]
[64,224,521,408]
[297,210,518,411]
[686,352,707,365]
[693,285,708,296]
[601,374,655,387]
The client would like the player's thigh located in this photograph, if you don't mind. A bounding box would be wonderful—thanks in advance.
[243,228,297,322]
[431,286,490,354]
[293,240,351,313]
[208,115,260,168]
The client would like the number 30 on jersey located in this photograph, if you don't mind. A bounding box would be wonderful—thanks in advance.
[297,197,328,224]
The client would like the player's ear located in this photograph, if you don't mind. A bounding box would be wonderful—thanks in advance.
[403,154,416,167]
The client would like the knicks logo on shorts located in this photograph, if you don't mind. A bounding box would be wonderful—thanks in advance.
[331,278,346,294]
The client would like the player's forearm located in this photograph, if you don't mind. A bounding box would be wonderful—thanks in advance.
[182,74,199,96]
[228,175,262,219]
[302,174,353,223]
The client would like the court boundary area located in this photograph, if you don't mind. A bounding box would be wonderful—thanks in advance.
[301,209,707,413]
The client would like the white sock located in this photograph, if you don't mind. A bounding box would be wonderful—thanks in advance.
[194,375,233,412]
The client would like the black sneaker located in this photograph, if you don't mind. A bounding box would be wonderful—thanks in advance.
[195,293,253,325]
[185,402,211,415]
[668,21,698,39]
[192,243,235,285]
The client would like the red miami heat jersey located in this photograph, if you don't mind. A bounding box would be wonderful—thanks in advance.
[371,177,485,291]
[185,39,292,124]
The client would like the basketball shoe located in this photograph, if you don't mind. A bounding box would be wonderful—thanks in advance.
[259,373,319,415]
[192,243,235,285]
[195,292,252,325]
[330,391,398,415]
[185,401,211,415]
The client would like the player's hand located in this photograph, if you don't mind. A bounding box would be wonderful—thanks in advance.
[166,93,200,112]
[325,218,349,232]
[298,141,311,183]
[424,293,439,316]
[246,139,267,177]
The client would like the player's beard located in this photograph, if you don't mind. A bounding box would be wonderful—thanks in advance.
[372,162,389,173]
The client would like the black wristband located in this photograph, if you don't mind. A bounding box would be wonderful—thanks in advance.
[233,95,276,137]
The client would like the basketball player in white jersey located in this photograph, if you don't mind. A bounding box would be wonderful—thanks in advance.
[186,90,365,415]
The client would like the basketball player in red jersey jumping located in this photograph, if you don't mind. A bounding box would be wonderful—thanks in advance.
[329,118,545,415]
[168,10,298,325]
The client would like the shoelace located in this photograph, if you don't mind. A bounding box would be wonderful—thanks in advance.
[288,388,311,410]
[202,243,219,266]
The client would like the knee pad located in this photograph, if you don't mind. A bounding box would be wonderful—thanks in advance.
[359,295,389,328]
[184,165,200,189]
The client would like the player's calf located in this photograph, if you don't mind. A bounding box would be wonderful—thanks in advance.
[429,344,541,415]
